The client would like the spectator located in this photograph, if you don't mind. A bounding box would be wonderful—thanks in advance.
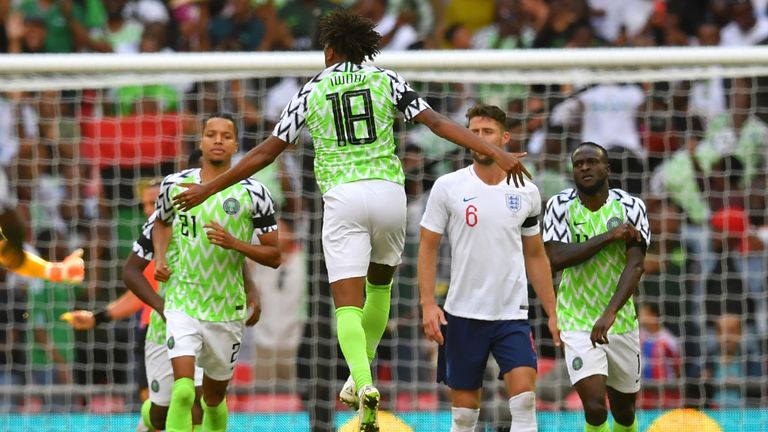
[113,25,181,116]
[533,0,591,48]
[588,0,655,44]
[276,0,336,50]
[720,0,768,46]
[442,0,495,33]
[12,0,101,53]
[356,0,420,50]
[472,0,536,50]
[705,314,763,407]
[639,303,681,381]
[87,0,144,53]
[209,0,271,51]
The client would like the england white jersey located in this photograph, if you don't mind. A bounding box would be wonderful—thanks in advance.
[420,166,542,321]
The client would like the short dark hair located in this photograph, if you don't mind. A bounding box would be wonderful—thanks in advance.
[202,113,238,140]
[572,141,609,163]
[466,104,507,130]
[319,9,381,65]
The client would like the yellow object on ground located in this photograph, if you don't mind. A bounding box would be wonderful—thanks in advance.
[338,411,413,432]
[647,408,722,432]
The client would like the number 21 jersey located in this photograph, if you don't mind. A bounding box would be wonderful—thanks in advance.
[272,62,431,194]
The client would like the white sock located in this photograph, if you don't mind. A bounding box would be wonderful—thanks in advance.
[508,391,537,432]
[451,407,480,432]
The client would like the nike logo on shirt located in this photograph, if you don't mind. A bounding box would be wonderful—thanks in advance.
[463,196,477,202]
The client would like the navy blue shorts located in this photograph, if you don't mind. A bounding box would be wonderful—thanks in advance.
[437,312,537,390]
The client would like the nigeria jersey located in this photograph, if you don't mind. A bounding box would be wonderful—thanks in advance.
[272,61,431,194]
[543,188,650,334]
[131,211,175,345]
[158,169,277,322]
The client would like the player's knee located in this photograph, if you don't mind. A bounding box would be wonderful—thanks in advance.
[582,397,608,419]
[203,392,225,407]
[451,407,480,429]
[171,378,196,408]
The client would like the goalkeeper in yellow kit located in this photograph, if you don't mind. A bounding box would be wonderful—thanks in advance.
[0,169,85,284]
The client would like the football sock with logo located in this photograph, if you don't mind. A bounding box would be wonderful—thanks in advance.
[361,279,392,363]
[613,417,637,432]
[140,399,155,431]
[336,306,372,389]
[451,407,480,432]
[165,377,195,432]
[585,420,610,432]
[508,391,537,432]
[202,397,228,432]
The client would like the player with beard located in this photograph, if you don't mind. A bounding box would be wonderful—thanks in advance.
[542,142,649,432]
[419,104,559,432]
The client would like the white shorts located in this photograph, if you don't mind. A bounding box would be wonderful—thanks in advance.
[561,329,642,394]
[145,341,204,406]
[322,180,406,283]
[165,310,245,382]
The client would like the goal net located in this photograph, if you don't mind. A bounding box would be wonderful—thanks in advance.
[2,47,768,431]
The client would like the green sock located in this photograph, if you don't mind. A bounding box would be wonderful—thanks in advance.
[336,306,372,390]
[193,426,203,432]
[585,421,610,432]
[165,377,195,432]
[613,417,638,432]
[140,399,155,431]
[361,279,392,363]
[202,397,228,432]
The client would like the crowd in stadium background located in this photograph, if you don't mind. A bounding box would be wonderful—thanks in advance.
[2,0,768,428]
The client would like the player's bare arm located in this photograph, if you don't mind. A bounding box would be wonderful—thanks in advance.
[123,251,165,318]
[174,136,290,212]
[417,227,447,346]
[522,233,561,347]
[545,223,642,272]
[414,109,532,187]
[62,288,146,330]
[590,243,645,347]
[0,209,27,268]
[204,221,281,269]
[152,219,173,282]
[242,264,261,327]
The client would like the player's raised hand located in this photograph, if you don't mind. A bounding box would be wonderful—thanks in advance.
[47,248,85,284]
[590,311,616,347]
[60,310,96,330]
[495,152,532,188]
[173,183,213,212]
[205,221,237,249]
[421,302,447,345]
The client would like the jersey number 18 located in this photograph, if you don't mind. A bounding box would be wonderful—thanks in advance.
[326,89,378,146]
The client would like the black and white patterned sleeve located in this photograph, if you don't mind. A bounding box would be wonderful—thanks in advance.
[625,196,651,248]
[245,180,278,235]
[131,212,156,261]
[156,173,179,224]
[385,69,431,122]
[271,79,315,144]
[542,191,572,243]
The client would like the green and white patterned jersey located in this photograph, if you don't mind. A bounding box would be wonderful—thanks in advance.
[130,210,175,345]
[272,61,431,194]
[542,188,650,334]
[158,168,277,322]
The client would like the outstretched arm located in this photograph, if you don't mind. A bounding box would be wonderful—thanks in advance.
[62,286,147,330]
[3,247,84,284]
[590,244,646,346]
[174,136,290,211]
[414,109,531,186]
[523,234,560,347]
